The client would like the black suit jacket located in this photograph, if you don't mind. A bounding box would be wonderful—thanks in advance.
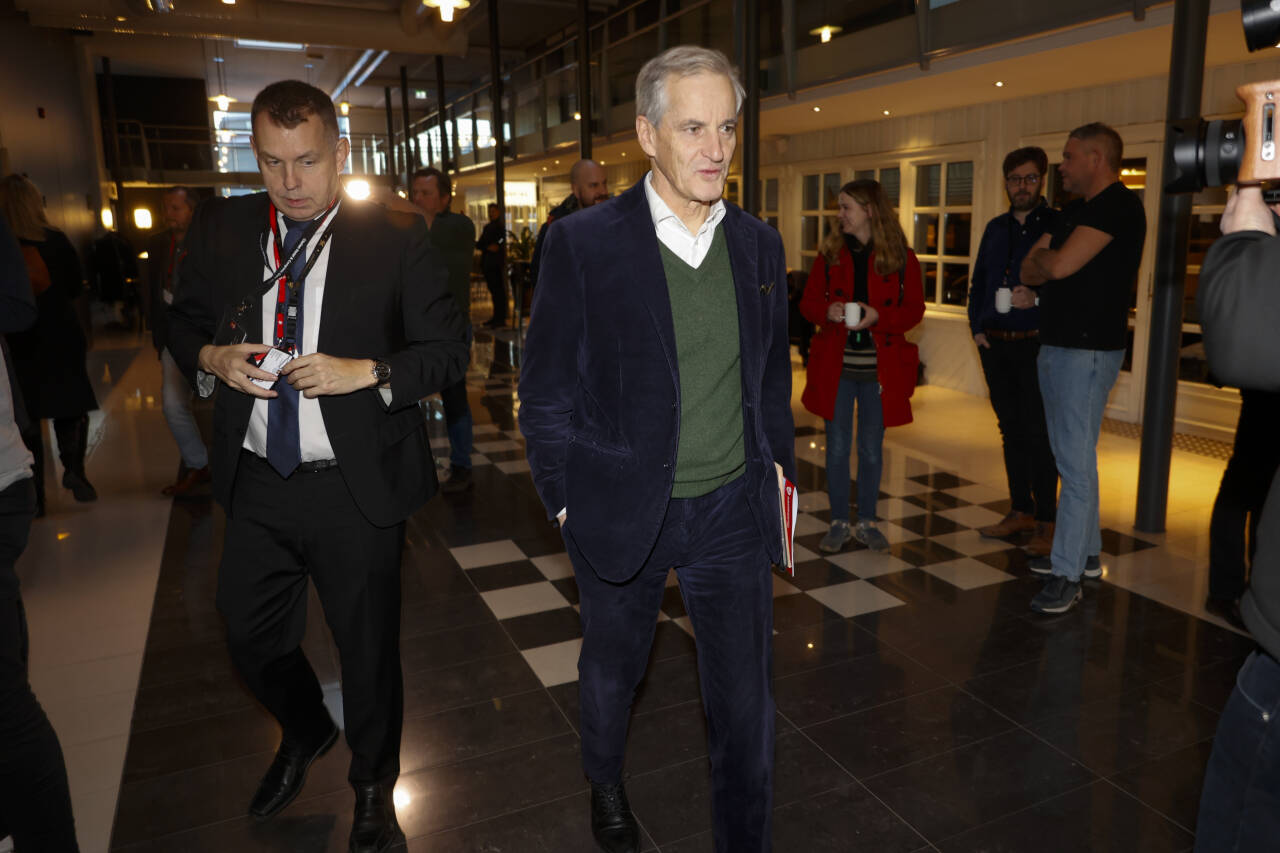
[143,228,183,354]
[167,192,468,527]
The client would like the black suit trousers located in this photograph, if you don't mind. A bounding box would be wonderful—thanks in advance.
[217,453,405,785]
[979,336,1058,522]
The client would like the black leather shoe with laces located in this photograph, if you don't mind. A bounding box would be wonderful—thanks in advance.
[248,722,338,819]
[590,782,639,853]
[349,782,405,853]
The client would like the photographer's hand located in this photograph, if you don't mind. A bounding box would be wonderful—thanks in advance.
[1221,186,1276,236]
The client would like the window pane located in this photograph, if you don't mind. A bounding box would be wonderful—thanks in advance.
[880,167,900,205]
[946,161,973,205]
[916,164,940,207]
[803,174,820,210]
[941,263,969,306]
[764,178,778,211]
[913,213,938,254]
[1179,330,1211,383]
[854,169,875,182]
[725,179,739,205]
[823,172,841,210]
[1185,211,1222,324]
[801,215,819,251]
[921,262,938,302]
[942,213,971,256]
[765,216,778,230]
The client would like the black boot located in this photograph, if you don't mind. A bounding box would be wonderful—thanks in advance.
[590,782,639,853]
[55,415,97,502]
[349,781,405,853]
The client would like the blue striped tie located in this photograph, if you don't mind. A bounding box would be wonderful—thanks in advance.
[264,217,308,478]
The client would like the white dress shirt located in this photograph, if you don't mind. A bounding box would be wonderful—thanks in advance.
[242,203,342,463]
[643,170,727,269]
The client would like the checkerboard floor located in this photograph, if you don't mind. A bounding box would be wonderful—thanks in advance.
[112,342,1231,852]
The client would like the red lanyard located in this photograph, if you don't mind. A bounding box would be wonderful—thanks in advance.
[265,200,337,352]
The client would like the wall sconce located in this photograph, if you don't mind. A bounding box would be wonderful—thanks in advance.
[134,208,153,229]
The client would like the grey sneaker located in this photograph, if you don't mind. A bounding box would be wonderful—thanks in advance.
[1082,554,1102,579]
[1029,554,1101,579]
[819,520,853,554]
[1030,575,1082,614]
[853,520,890,552]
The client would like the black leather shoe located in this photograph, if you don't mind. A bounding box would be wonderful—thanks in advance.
[248,723,339,819]
[590,782,639,853]
[349,782,405,853]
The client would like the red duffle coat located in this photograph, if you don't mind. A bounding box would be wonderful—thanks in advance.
[799,245,925,427]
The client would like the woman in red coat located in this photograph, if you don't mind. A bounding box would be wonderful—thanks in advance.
[800,179,924,553]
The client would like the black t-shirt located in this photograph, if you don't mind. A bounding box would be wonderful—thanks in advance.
[1039,181,1146,351]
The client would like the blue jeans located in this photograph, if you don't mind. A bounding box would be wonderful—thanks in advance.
[161,348,208,470]
[825,376,884,523]
[1037,345,1123,582]
[441,325,474,469]
[1196,650,1280,851]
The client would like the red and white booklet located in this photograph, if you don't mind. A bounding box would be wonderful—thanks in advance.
[775,463,798,576]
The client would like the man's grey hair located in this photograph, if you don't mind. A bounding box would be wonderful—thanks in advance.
[635,46,745,127]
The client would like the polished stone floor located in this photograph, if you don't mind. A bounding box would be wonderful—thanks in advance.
[13,314,1249,852]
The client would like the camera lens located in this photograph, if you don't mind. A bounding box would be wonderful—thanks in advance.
[1165,118,1243,193]
[1242,0,1280,53]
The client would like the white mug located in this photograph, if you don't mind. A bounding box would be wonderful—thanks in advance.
[843,301,862,328]
[995,286,1013,314]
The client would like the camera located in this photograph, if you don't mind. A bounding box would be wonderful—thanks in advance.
[1166,0,1280,197]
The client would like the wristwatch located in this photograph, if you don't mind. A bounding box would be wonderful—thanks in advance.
[371,359,391,386]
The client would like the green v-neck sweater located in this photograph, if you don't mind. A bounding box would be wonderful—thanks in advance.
[657,226,746,498]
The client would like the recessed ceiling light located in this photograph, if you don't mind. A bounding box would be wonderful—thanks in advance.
[807,24,843,43]
[554,159,560,164]
[221,0,236,5]
[115,15,126,21]
[994,80,1005,87]
[812,106,821,112]
[234,38,304,51]
[882,109,891,116]
[621,151,626,156]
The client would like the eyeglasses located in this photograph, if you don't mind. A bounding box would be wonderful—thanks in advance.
[1005,174,1041,187]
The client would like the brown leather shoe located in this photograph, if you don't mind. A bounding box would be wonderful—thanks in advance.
[1025,521,1055,556]
[162,465,211,496]
[978,510,1036,539]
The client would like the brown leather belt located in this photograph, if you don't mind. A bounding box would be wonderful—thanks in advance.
[985,329,1039,342]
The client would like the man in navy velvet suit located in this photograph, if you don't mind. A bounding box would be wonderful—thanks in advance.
[519,46,796,853]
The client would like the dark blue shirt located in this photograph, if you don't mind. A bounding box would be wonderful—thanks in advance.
[968,200,1058,335]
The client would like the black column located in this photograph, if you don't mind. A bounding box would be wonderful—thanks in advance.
[741,0,760,216]
[489,0,512,326]
[577,0,592,159]
[1134,0,1212,533]
[383,86,397,186]
[436,55,452,172]
[399,65,414,187]
[101,57,125,221]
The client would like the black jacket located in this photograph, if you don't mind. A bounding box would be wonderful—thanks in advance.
[530,194,582,288]
[1199,227,1280,658]
[167,193,468,527]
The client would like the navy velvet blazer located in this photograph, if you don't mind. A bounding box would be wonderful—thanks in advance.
[519,179,797,583]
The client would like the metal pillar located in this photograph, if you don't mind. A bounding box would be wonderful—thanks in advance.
[399,65,414,186]
[436,55,452,171]
[577,0,592,159]
[101,57,125,220]
[489,0,514,330]
[1135,0,1212,533]
[741,0,760,216]
[383,87,397,184]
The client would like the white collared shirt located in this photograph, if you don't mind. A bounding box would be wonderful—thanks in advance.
[643,171,727,269]
[241,202,342,463]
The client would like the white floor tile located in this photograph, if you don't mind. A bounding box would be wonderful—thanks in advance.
[449,539,527,569]
[475,439,522,453]
[62,735,129,795]
[874,521,920,546]
[797,491,829,513]
[940,482,1008,505]
[792,512,829,537]
[878,497,927,520]
[919,558,1015,590]
[665,568,679,588]
[496,459,532,474]
[925,529,1011,558]
[936,503,1008,531]
[792,543,820,564]
[521,639,583,687]
[473,424,502,434]
[471,453,492,466]
[807,580,905,617]
[503,429,525,440]
[480,582,571,620]
[531,552,574,580]
[878,478,935,498]
[825,551,914,578]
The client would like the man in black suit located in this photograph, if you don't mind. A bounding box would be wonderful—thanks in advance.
[520,46,795,853]
[167,80,466,853]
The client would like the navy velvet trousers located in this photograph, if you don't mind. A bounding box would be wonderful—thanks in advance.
[569,474,775,853]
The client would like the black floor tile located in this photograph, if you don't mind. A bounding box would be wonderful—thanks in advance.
[550,576,580,606]
[1026,682,1221,776]
[982,498,1014,516]
[895,513,965,537]
[400,620,516,675]
[401,652,542,718]
[888,538,965,567]
[909,472,975,490]
[121,704,278,784]
[649,619,698,662]
[1100,528,1159,555]
[129,669,259,733]
[623,699,711,776]
[401,592,496,638]
[862,728,1097,843]
[661,584,688,619]
[772,783,928,852]
[772,618,882,678]
[804,685,1016,778]
[779,559,858,591]
[1153,655,1243,713]
[409,791,658,852]
[399,689,573,774]
[463,558,546,592]
[771,592,842,631]
[939,779,1194,852]
[395,733,586,837]
[499,606,583,650]
[963,654,1163,726]
[1109,740,1214,833]
[904,491,970,512]
[774,648,949,728]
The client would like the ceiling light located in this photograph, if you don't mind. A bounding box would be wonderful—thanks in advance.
[554,160,560,165]
[210,94,235,111]
[573,112,582,121]
[422,0,470,23]
[115,15,126,21]
[812,106,821,112]
[101,208,114,230]
[414,89,428,100]
[346,179,371,200]
[882,109,891,116]
[234,38,304,51]
[339,101,350,116]
[133,208,153,229]
[221,0,236,5]
[994,80,1005,87]
[621,152,626,157]
[808,24,843,43]
[213,56,224,63]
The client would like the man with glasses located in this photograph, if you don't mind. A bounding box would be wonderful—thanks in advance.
[969,147,1059,557]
